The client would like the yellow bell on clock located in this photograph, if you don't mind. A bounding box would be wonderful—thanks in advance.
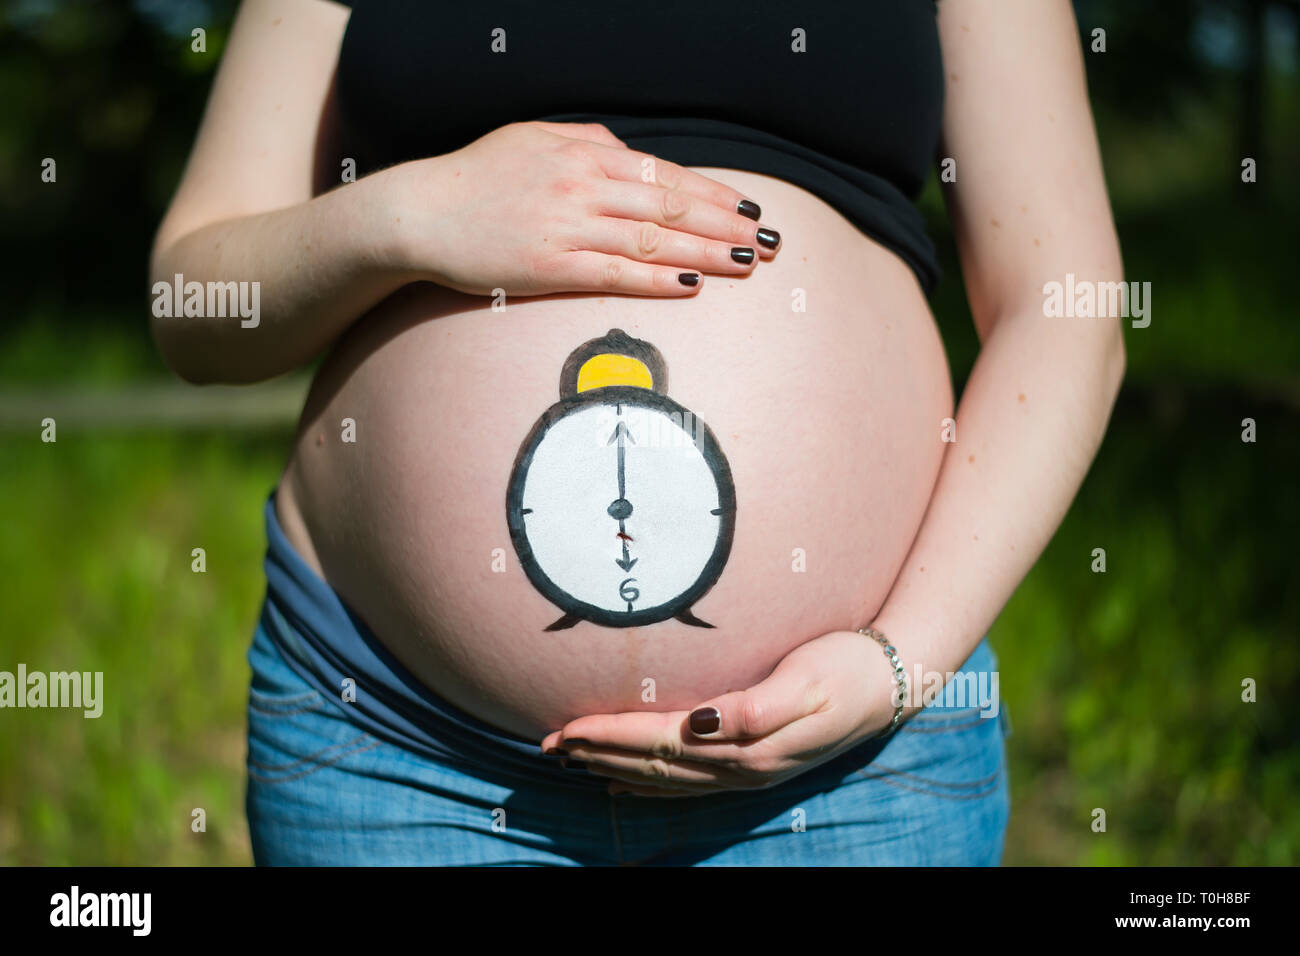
[575,353,655,393]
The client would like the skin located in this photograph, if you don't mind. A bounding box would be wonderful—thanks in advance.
[540,0,1127,796]
[152,0,1125,798]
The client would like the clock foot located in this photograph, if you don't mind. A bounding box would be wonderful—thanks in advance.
[543,613,582,632]
[675,608,715,629]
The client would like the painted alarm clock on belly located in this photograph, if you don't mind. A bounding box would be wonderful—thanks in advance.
[507,329,737,631]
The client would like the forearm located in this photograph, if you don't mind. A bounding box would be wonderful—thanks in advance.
[870,307,1125,709]
[149,167,415,384]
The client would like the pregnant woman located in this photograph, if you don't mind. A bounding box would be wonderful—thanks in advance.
[150,0,1124,865]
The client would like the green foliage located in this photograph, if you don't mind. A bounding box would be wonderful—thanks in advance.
[0,431,286,864]
[996,391,1299,864]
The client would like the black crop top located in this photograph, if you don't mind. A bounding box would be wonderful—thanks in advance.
[334,1,946,292]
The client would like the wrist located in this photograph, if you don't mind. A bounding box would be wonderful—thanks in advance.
[866,604,946,708]
[868,604,997,720]
[855,626,912,739]
[361,158,447,284]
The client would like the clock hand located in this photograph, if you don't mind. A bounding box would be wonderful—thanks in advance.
[617,420,626,500]
[606,404,635,500]
[615,518,636,571]
[607,405,638,571]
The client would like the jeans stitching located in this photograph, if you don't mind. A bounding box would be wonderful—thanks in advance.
[248,701,330,718]
[899,717,992,734]
[247,738,383,784]
[248,731,376,774]
[853,765,1003,800]
[248,690,327,716]
[909,706,984,722]
[859,772,1001,801]
[852,770,1003,801]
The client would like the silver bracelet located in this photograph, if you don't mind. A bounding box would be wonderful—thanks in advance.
[858,626,907,739]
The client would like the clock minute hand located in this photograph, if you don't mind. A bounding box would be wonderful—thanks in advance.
[606,410,634,499]
[617,424,626,499]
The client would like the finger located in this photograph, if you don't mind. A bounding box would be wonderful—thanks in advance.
[591,179,777,258]
[561,744,747,786]
[559,710,776,768]
[550,250,703,296]
[688,667,831,742]
[582,217,758,274]
[526,120,627,148]
[560,710,683,754]
[591,147,753,219]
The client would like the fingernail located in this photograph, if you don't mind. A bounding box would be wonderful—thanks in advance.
[737,199,761,220]
[561,759,588,772]
[544,747,568,757]
[689,707,721,735]
[730,247,755,264]
[678,272,700,287]
[756,228,781,249]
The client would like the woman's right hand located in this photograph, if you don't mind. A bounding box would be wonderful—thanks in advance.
[383,120,781,297]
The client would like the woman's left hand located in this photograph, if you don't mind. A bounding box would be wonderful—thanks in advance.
[539,629,902,797]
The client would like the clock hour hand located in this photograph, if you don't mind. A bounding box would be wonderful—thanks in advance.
[614,516,636,571]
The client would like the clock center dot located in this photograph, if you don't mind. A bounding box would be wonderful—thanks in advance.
[607,498,633,520]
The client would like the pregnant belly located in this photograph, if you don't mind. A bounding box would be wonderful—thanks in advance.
[277,168,953,741]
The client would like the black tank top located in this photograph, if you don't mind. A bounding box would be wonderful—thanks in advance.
[334,1,945,292]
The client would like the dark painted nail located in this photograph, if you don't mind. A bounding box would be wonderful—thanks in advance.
[678,272,700,287]
[544,747,568,757]
[737,199,761,220]
[561,760,588,772]
[689,707,721,735]
[756,228,781,249]
[731,247,755,264]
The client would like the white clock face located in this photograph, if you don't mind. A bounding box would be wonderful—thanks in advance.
[516,400,726,618]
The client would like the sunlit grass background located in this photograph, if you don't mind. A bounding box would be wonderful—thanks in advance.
[1,1,1297,865]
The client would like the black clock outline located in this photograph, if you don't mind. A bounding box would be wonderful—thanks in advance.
[506,384,737,631]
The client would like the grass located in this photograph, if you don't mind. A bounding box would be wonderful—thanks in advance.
[0,430,289,864]
[996,387,1299,864]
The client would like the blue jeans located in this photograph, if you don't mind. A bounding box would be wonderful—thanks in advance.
[245,621,1010,866]
[245,492,1010,866]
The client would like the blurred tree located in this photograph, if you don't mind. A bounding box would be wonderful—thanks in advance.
[2,0,235,323]
[1076,0,1297,201]
[1074,0,1217,117]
